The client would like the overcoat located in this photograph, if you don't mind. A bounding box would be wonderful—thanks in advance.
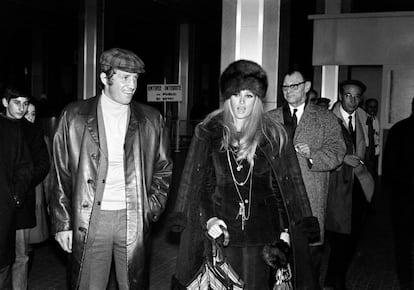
[51,96,172,289]
[171,114,319,290]
[0,116,32,268]
[326,103,375,234]
[268,103,346,243]
[16,118,50,229]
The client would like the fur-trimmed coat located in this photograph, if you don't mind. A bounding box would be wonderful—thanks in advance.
[170,114,319,290]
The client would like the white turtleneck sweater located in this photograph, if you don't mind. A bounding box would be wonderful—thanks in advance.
[100,93,128,210]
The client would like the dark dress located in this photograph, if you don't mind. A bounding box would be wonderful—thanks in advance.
[199,142,282,288]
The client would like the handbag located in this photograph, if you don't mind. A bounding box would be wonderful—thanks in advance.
[273,264,293,290]
[185,241,245,290]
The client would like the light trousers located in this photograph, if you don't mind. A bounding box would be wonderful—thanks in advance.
[12,229,30,290]
[79,209,128,290]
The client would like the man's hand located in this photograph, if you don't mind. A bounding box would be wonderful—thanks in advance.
[55,230,73,253]
[295,142,311,159]
[344,154,364,168]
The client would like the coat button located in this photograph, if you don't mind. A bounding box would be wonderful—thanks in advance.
[91,153,97,159]
[82,203,88,208]
[87,179,93,184]
[97,201,101,206]
[102,179,105,184]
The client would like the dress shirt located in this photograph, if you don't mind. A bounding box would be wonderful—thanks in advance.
[339,105,355,131]
[288,103,305,124]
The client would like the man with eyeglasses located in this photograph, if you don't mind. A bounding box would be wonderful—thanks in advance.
[268,68,346,286]
[325,79,375,290]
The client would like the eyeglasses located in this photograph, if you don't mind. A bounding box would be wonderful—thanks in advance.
[343,93,362,99]
[282,81,306,92]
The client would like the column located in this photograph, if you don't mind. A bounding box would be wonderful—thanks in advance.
[77,0,103,100]
[221,0,282,110]
[321,65,339,107]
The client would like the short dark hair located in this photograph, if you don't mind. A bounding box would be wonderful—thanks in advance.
[3,88,30,103]
[284,64,311,81]
[339,79,367,95]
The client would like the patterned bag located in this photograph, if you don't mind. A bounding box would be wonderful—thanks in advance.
[186,241,244,290]
[273,264,293,290]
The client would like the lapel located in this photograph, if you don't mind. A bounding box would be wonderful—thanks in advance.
[84,96,100,146]
[354,110,366,158]
[282,103,295,138]
[294,103,316,140]
[125,102,146,143]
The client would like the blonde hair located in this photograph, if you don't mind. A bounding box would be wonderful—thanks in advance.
[202,97,287,166]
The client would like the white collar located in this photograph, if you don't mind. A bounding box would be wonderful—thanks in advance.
[288,102,305,115]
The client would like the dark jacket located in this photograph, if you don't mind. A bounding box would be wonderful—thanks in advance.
[50,96,173,289]
[0,115,33,268]
[171,115,319,290]
[382,115,414,193]
[16,118,50,229]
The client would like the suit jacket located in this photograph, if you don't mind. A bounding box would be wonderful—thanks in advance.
[51,96,173,289]
[326,103,375,234]
[268,103,346,244]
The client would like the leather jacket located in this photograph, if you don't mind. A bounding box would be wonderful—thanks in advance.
[50,96,173,289]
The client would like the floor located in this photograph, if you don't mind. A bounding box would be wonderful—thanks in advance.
[27,151,402,289]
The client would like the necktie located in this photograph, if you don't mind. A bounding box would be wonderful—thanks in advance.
[348,115,356,146]
[292,109,298,132]
[348,115,353,133]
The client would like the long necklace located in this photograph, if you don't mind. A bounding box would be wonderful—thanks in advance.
[229,147,244,171]
[226,149,253,230]
[226,149,253,186]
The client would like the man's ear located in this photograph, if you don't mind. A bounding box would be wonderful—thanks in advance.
[100,72,108,86]
[2,98,8,108]
[304,81,311,93]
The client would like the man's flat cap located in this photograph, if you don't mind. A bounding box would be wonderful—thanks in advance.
[100,48,145,73]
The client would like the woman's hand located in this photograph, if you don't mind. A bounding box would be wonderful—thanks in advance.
[206,217,230,246]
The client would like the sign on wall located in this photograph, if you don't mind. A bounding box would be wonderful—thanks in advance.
[147,84,182,102]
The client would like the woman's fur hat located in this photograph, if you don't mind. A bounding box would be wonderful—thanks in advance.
[219,59,268,100]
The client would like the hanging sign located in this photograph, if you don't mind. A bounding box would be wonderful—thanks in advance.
[147,84,182,102]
